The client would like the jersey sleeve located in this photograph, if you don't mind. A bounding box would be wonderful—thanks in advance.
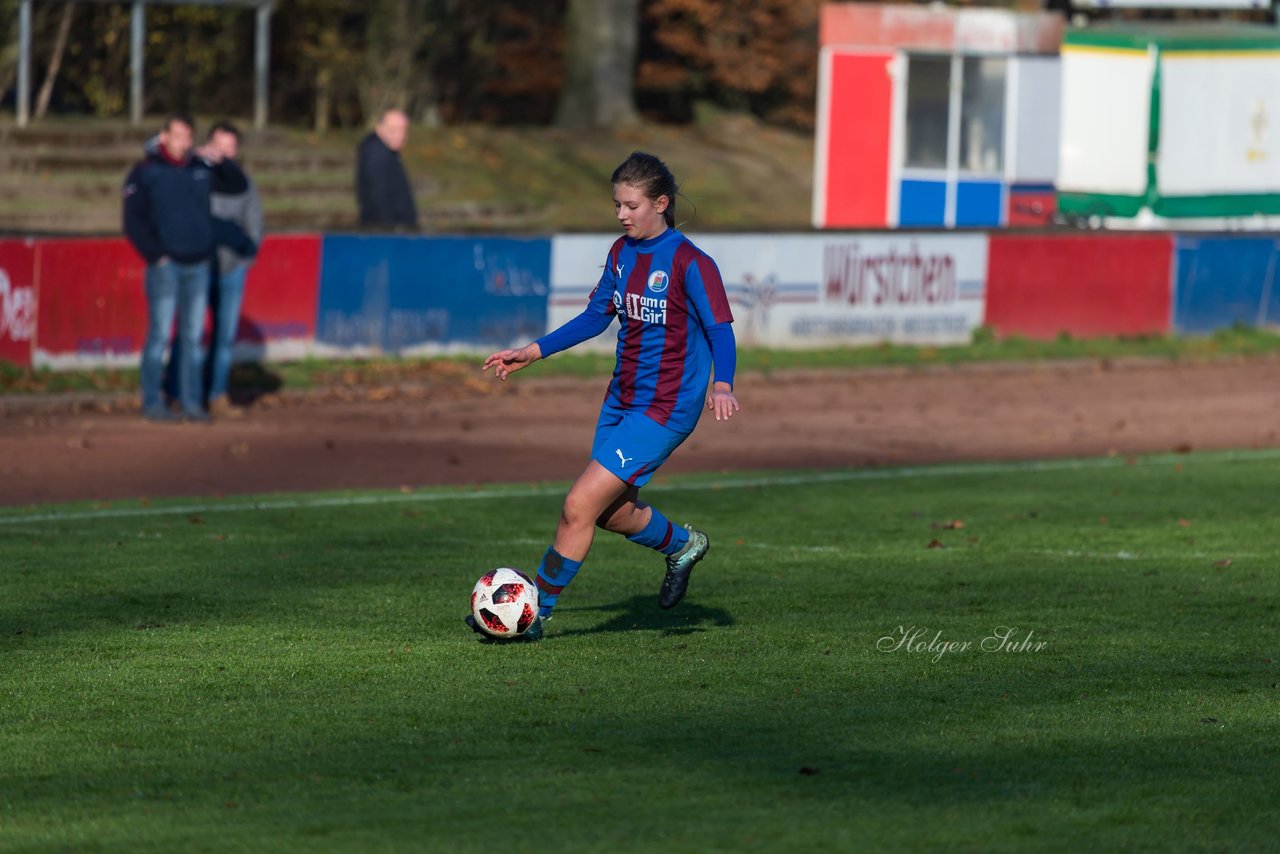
[706,321,737,388]
[683,251,734,329]
[585,239,625,316]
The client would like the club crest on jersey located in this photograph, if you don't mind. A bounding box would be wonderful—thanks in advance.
[647,270,670,293]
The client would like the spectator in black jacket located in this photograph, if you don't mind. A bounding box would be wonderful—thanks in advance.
[356,109,418,229]
[123,113,249,422]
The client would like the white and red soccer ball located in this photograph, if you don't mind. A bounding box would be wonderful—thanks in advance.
[470,568,539,638]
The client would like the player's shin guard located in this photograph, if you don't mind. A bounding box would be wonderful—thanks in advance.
[535,546,582,619]
[626,507,690,556]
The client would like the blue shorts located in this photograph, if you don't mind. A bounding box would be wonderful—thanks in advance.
[591,402,691,488]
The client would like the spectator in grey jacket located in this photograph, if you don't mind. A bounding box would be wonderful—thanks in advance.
[356,109,418,229]
[204,121,263,419]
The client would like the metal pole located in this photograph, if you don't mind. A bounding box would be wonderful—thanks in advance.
[17,0,32,128]
[944,53,963,229]
[254,2,272,129]
[131,0,145,126]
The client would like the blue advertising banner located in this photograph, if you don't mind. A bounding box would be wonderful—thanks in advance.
[316,235,551,352]
[1174,236,1280,334]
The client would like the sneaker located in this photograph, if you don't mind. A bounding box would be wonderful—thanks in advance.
[182,410,212,424]
[659,526,709,609]
[208,397,244,420]
[464,613,545,643]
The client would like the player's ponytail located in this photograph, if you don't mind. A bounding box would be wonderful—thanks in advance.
[611,151,678,229]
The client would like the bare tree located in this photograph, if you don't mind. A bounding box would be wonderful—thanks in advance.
[34,1,75,121]
[361,0,425,122]
[555,0,640,128]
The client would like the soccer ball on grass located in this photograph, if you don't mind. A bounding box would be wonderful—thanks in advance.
[470,568,539,638]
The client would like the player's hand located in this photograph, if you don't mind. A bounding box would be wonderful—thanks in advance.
[483,343,541,381]
[707,382,739,422]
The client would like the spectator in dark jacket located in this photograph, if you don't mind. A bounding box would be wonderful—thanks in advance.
[123,113,248,422]
[356,108,418,229]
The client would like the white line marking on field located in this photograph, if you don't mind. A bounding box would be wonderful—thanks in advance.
[742,542,848,554]
[3,447,1280,528]
[1033,549,1255,561]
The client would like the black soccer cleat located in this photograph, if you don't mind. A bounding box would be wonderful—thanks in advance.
[659,526,709,609]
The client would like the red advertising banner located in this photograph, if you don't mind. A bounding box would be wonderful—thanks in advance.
[32,235,322,365]
[239,235,321,349]
[0,238,38,367]
[986,234,1174,340]
[34,238,147,364]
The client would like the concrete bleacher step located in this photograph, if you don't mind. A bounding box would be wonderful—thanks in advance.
[0,120,294,148]
[0,175,357,198]
[0,119,483,233]
[3,149,353,175]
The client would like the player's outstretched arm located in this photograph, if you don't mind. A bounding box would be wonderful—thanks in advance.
[707,381,740,422]
[483,343,542,381]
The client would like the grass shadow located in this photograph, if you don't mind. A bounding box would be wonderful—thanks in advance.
[553,594,735,639]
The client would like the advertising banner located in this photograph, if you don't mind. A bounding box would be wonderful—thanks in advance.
[33,236,325,367]
[1173,236,1280,333]
[986,234,1173,339]
[237,235,323,360]
[550,233,988,349]
[34,238,146,368]
[0,238,37,367]
[316,235,550,353]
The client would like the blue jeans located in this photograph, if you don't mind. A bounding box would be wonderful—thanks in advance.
[206,264,248,402]
[141,260,209,416]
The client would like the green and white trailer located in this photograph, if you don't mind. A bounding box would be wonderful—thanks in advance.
[1058,24,1280,229]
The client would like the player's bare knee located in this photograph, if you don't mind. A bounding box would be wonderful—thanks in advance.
[560,492,596,531]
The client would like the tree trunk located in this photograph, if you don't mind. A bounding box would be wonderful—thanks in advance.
[35,1,76,122]
[555,0,640,128]
[315,65,332,133]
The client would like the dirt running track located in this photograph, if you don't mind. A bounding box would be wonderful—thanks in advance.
[3,358,1280,507]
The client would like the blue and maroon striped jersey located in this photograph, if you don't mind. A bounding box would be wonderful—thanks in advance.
[585,228,734,433]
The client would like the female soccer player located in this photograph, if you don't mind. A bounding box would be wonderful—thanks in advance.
[468,151,739,642]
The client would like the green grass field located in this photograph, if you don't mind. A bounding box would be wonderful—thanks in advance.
[2,451,1278,851]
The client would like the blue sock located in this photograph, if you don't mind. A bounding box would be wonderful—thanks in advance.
[535,547,583,619]
[626,508,689,557]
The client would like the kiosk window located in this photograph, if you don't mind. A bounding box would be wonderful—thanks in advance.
[960,57,1006,173]
[904,56,950,169]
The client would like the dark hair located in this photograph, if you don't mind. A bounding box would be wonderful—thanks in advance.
[162,113,195,134]
[208,120,241,141]
[611,151,678,229]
